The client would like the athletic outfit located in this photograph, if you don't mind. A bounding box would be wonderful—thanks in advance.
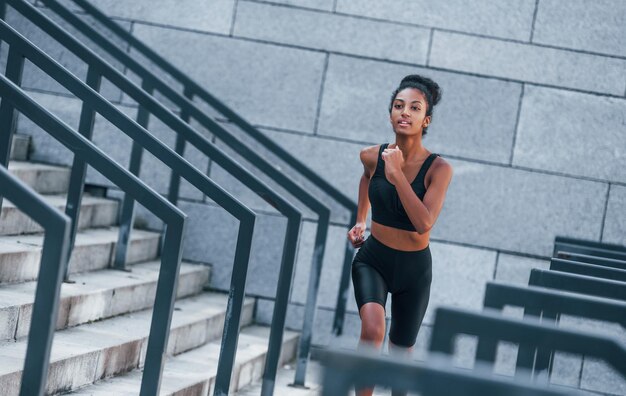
[352,143,439,347]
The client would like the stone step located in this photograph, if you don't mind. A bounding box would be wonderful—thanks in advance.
[0,194,118,236]
[236,360,324,396]
[0,226,160,284]
[0,292,254,395]
[7,161,70,194]
[70,325,300,395]
[9,135,30,161]
[235,361,395,396]
[0,260,210,342]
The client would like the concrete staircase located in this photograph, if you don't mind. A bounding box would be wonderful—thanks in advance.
[0,135,298,395]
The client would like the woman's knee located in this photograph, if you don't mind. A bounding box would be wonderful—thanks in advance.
[361,322,385,343]
[359,303,386,343]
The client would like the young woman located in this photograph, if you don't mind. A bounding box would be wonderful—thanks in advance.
[347,75,453,396]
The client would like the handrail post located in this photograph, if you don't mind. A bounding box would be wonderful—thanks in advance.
[113,79,153,271]
[140,217,186,396]
[333,211,358,335]
[214,214,255,396]
[167,86,193,206]
[292,210,330,387]
[0,45,25,210]
[261,214,302,395]
[21,214,70,396]
[0,167,71,396]
[63,65,102,281]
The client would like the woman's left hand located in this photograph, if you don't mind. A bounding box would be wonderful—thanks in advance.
[382,144,404,185]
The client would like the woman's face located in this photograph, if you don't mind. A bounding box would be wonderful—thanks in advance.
[389,88,430,137]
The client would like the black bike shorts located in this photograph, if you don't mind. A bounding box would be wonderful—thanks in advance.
[351,235,432,347]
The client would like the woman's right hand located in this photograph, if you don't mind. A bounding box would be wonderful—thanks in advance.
[347,222,367,248]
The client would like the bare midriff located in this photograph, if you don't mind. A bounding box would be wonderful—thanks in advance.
[371,220,430,252]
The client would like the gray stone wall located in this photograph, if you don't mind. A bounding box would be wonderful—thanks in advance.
[5,0,626,391]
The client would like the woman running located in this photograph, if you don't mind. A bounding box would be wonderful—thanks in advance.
[347,74,453,396]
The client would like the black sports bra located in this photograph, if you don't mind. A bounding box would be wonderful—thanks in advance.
[368,143,439,232]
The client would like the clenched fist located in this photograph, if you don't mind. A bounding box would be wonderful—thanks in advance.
[347,222,366,248]
[381,144,404,185]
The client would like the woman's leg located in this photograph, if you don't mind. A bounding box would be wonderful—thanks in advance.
[352,259,388,349]
[388,248,433,396]
[352,260,388,396]
[388,341,414,396]
[389,340,413,355]
[358,302,386,348]
[357,302,386,396]
[351,238,390,395]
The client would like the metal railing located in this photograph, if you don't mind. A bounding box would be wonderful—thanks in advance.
[55,0,360,362]
[429,306,626,381]
[481,281,626,376]
[1,1,310,391]
[0,165,71,396]
[0,19,259,395]
[554,236,626,262]
[483,281,626,329]
[318,349,577,396]
[555,251,626,270]
[0,74,189,394]
[26,0,352,389]
[549,257,626,282]
[529,268,626,301]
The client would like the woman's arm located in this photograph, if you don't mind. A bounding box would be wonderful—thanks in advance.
[384,148,453,234]
[347,145,378,247]
[355,147,375,224]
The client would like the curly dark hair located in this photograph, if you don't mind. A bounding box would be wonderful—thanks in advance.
[389,75,442,136]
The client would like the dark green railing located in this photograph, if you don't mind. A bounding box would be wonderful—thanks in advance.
[0,73,189,395]
[550,257,626,282]
[529,268,626,301]
[425,237,626,392]
[554,236,626,262]
[555,251,626,270]
[481,281,626,376]
[318,349,575,396]
[0,17,259,395]
[1,1,310,391]
[29,0,352,389]
[0,165,70,396]
[430,307,626,381]
[483,281,626,330]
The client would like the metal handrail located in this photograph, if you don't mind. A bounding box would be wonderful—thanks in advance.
[429,306,626,381]
[483,282,626,328]
[554,236,626,262]
[0,20,258,395]
[1,0,309,391]
[550,258,626,282]
[480,281,626,376]
[555,236,626,252]
[57,0,358,344]
[0,74,188,395]
[25,0,342,388]
[0,166,71,396]
[529,268,626,301]
[555,251,626,270]
[318,349,575,396]
[62,0,355,207]
[527,267,626,372]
